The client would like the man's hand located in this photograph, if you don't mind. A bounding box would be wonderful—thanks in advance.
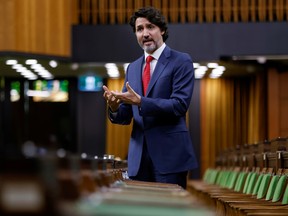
[103,85,121,112]
[111,82,141,106]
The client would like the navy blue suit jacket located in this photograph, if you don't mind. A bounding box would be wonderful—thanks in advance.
[109,46,198,176]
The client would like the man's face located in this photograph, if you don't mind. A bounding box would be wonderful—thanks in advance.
[135,17,164,54]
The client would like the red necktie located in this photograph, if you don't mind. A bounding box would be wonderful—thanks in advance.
[142,55,153,96]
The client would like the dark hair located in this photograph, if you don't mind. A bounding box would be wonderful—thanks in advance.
[129,6,169,42]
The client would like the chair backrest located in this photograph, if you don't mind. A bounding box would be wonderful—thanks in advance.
[281,180,288,205]
[204,168,219,184]
[252,173,264,195]
[265,175,280,200]
[272,175,287,202]
[256,173,272,199]
[202,168,212,183]
[216,170,229,186]
[244,172,259,194]
[242,171,253,194]
[234,171,248,192]
[227,170,239,189]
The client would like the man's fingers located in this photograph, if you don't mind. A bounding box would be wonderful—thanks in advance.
[126,82,136,95]
[103,85,110,92]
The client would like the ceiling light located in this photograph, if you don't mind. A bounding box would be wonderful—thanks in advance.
[105,63,120,78]
[6,59,17,65]
[195,66,208,79]
[12,64,24,70]
[207,62,219,68]
[71,63,79,70]
[209,66,226,79]
[193,63,200,68]
[257,57,266,64]
[25,59,38,65]
[49,60,58,68]
[30,64,43,70]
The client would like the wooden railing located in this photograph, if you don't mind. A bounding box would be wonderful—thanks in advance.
[77,0,288,24]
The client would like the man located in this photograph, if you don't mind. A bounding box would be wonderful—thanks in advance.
[103,6,198,189]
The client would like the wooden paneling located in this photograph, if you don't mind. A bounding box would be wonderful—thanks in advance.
[0,0,76,56]
[187,0,197,22]
[75,0,288,24]
[240,0,249,22]
[200,75,267,175]
[268,69,280,139]
[116,0,126,24]
[279,71,288,136]
[205,0,214,23]
[169,0,179,23]
[268,70,288,138]
[232,0,239,22]
[222,0,232,22]
[258,0,267,21]
[0,0,16,50]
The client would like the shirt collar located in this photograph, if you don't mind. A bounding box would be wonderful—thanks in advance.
[144,43,166,61]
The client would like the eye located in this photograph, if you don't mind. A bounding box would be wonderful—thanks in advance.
[147,24,154,29]
[136,27,143,32]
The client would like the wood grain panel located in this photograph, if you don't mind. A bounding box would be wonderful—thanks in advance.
[268,0,274,21]
[161,0,169,21]
[197,0,204,23]
[276,0,284,21]
[214,0,221,22]
[109,0,116,24]
[151,0,161,10]
[223,0,232,22]
[258,0,267,22]
[240,0,249,22]
[267,69,280,139]
[99,0,108,24]
[134,0,143,11]
[179,0,186,23]
[187,0,196,22]
[0,0,15,50]
[232,0,239,22]
[0,0,73,56]
[279,71,288,136]
[250,0,256,22]
[32,0,46,52]
[17,0,31,51]
[169,0,179,23]
[116,0,126,24]
[47,0,62,55]
[71,0,79,25]
[91,0,99,24]
[126,0,134,21]
[61,0,72,56]
[205,0,214,23]
[36,0,288,30]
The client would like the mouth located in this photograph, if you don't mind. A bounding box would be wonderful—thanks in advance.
[143,40,153,45]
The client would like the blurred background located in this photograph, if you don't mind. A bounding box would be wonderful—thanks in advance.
[0,0,288,179]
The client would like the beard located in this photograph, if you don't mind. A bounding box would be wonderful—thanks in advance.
[141,41,157,54]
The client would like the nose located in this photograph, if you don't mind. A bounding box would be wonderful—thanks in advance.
[143,28,150,37]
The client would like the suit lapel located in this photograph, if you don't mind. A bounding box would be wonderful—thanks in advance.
[146,46,171,96]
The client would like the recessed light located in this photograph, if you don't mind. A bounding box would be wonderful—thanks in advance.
[49,60,58,68]
[6,60,17,65]
[25,59,38,65]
